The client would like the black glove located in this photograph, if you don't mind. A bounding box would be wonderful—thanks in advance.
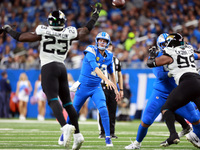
[85,3,102,32]
[148,46,158,58]
[2,25,21,40]
[2,25,12,33]
[91,3,102,15]
[194,48,200,54]
[0,27,4,34]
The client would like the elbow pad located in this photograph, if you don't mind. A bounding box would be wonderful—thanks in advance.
[147,58,157,68]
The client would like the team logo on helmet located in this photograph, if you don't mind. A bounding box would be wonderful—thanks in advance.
[48,10,66,30]
[166,33,184,48]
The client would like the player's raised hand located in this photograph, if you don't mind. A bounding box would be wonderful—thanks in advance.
[91,3,102,15]
[2,25,12,33]
[148,46,158,58]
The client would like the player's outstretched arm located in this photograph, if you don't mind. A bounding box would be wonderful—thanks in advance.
[147,55,172,67]
[94,67,120,101]
[75,3,102,40]
[2,25,41,42]
[147,46,172,67]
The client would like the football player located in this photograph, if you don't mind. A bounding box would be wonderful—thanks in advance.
[1,3,102,150]
[98,42,123,139]
[125,33,200,149]
[147,33,200,148]
[58,32,120,147]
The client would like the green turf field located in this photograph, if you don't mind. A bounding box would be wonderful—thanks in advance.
[0,119,197,150]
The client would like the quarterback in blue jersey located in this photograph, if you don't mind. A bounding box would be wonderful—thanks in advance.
[59,32,120,147]
[125,33,200,149]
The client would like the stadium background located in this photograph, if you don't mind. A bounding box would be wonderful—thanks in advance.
[0,0,200,119]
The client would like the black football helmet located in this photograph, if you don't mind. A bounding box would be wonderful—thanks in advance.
[165,33,184,48]
[47,10,66,30]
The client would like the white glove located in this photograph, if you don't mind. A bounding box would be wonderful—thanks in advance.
[69,81,81,92]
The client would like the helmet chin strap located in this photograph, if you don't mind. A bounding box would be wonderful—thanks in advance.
[97,41,107,51]
[98,46,106,51]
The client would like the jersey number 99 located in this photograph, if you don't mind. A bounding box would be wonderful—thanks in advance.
[177,55,195,68]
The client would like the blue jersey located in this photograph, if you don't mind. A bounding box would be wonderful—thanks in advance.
[153,52,177,95]
[79,45,113,86]
[137,50,200,143]
[65,45,114,137]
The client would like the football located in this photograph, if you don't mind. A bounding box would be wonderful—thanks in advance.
[112,0,125,8]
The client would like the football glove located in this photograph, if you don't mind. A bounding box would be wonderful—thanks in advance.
[0,27,4,34]
[148,46,158,58]
[91,3,102,15]
[2,25,12,33]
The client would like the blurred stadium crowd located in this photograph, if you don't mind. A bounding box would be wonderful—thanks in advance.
[0,0,200,69]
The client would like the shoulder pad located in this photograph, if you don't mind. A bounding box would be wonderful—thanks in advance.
[65,26,77,39]
[84,45,97,56]
[106,50,113,54]
[186,44,193,50]
[66,26,76,30]
[35,25,48,35]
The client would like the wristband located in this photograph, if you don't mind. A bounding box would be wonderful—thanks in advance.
[147,58,157,68]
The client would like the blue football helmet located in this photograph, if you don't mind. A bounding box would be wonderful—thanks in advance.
[157,33,169,51]
[95,32,110,51]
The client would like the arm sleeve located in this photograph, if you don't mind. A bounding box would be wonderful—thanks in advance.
[85,52,99,71]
